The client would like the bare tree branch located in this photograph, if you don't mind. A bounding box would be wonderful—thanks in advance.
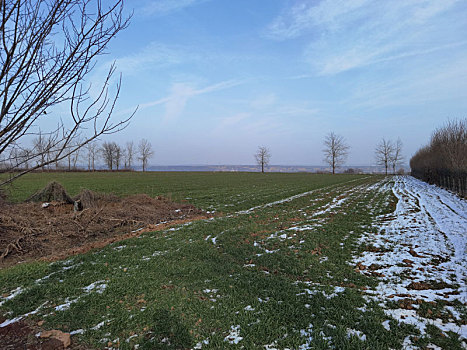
[0,0,135,188]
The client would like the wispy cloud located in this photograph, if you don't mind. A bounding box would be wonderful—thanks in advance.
[137,0,209,17]
[266,0,463,75]
[109,43,195,77]
[137,79,243,120]
[267,0,372,40]
[345,55,467,109]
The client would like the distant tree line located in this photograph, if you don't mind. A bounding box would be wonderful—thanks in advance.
[410,119,466,197]
[1,138,153,173]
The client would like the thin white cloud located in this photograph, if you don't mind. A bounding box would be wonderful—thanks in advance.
[137,0,209,16]
[266,0,463,75]
[344,55,467,109]
[267,0,371,40]
[112,43,188,76]
[136,79,243,120]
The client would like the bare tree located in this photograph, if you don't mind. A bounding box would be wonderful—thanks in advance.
[0,0,134,188]
[19,148,32,170]
[32,133,47,170]
[101,141,117,170]
[322,132,349,175]
[8,147,20,169]
[375,138,394,175]
[138,139,153,172]
[86,141,99,171]
[390,138,404,175]
[114,143,122,170]
[125,141,135,169]
[255,146,271,173]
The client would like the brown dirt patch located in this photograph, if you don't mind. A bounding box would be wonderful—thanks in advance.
[0,188,211,268]
[407,281,452,290]
[0,317,91,350]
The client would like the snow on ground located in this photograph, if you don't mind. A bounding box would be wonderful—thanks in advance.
[354,176,467,343]
[224,325,243,344]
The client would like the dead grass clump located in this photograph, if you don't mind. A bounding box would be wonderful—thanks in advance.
[27,181,74,204]
[74,189,119,209]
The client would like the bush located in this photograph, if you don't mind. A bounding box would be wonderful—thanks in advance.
[410,119,466,197]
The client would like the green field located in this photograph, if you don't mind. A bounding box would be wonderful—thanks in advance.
[1,171,363,212]
[0,172,464,349]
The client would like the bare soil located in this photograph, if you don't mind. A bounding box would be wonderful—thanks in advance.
[0,316,92,350]
[0,190,211,268]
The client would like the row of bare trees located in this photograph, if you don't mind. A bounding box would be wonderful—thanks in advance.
[374,138,404,175]
[255,133,404,174]
[2,138,154,172]
[99,139,153,171]
[410,119,466,197]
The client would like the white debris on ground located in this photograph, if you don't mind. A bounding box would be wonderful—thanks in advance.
[354,176,467,344]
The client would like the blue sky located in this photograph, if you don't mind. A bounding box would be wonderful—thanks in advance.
[92,0,467,166]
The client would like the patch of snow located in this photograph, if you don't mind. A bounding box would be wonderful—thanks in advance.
[224,325,243,344]
[203,289,218,294]
[91,320,107,330]
[125,334,138,343]
[346,328,367,341]
[299,323,313,350]
[354,176,467,341]
[83,281,107,294]
[55,297,79,311]
[0,287,24,306]
[194,339,209,349]
[0,316,23,327]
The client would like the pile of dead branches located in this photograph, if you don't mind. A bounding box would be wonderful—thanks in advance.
[0,182,207,266]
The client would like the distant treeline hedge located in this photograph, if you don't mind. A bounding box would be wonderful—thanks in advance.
[410,119,467,197]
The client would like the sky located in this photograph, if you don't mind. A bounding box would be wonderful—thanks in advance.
[87,0,467,166]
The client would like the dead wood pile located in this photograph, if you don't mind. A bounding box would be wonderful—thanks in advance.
[0,183,208,267]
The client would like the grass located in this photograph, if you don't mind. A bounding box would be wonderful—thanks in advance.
[0,172,464,349]
[1,171,364,212]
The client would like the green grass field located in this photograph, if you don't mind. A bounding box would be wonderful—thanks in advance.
[1,171,363,213]
[0,172,464,349]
